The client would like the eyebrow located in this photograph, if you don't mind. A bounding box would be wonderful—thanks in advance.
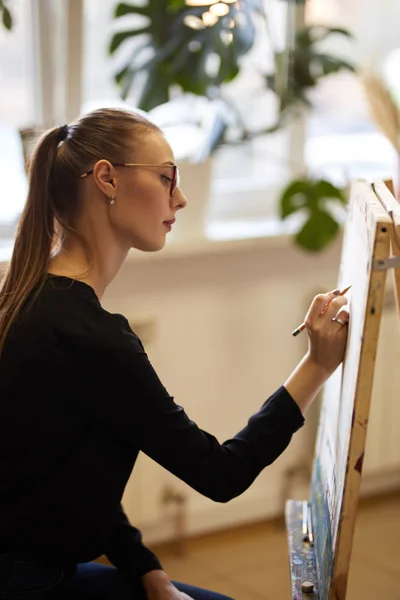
[162,161,175,166]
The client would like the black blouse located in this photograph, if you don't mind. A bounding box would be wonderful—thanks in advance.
[0,275,304,580]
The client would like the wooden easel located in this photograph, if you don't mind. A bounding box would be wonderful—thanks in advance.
[285,179,400,600]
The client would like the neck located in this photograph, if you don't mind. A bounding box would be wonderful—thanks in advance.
[48,239,129,301]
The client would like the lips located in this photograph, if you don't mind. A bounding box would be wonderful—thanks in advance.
[163,218,176,226]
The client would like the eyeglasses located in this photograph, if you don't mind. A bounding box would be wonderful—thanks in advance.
[80,163,180,196]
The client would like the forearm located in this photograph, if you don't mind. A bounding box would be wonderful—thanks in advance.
[142,569,170,591]
[105,507,162,579]
[284,352,330,415]
[141,569,183,600]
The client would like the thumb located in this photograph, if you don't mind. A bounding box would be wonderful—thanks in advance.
[320,288,341,314]
[327,288,341,299]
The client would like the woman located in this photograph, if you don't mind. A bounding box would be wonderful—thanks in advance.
[0,108,349,599]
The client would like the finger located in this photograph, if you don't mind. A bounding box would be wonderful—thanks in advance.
[306,289,341,321]
[332,308,350,326]
[322,296,348,321]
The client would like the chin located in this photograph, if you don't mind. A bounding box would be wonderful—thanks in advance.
[133,237,166,252]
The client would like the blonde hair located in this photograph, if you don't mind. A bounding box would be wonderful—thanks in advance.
[0,108,160,357]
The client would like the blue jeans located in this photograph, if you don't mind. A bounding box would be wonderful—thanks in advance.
[0,559,236,600]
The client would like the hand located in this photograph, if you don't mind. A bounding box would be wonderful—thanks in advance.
[284,289,350,414]
[141,570,194,600]
[304,289,349,376]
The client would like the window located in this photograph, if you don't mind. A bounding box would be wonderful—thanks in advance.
[207,0,296,238]
[83,0,123,109]
[81,0,400,238]
[305,0,399,188]
[1,0,399,251]
[81,0,295,239]
[82,0,151,112]
[0,0,35,250]
[0,0,37,127]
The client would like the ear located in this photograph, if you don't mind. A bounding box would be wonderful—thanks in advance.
[91,160,118,198]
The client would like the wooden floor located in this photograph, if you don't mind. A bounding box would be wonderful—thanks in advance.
[149,491,400,600]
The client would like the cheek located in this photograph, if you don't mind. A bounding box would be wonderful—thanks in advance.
[117,179,138,204]
[117,182,166,222]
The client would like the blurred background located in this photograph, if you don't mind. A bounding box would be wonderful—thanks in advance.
[1,1,400,598]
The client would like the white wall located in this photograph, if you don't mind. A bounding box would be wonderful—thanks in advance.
[1,221,398,546]
[308,0,400,64]
[101,235,343,543]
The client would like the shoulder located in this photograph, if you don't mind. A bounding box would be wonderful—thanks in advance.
[19,276,144,357]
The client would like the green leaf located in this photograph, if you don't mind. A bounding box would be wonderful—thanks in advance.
[267,21,355,127]
[115,65,130,85]
[312,53,355,77]
[280,180,313,219]
[114,2,149,18]
[314,180,347,204]
[295,28,313,50]
[175,50,210,96]
[169,0,186,9]
[279,177,346,251]
[309,25,353,43]
[110,0,259,105]
[114,40,149,84]
[114,1,170,19]
[109,27,150,54]
[138,63,171,111]
[296,210,339,252]
[2,5,12,30]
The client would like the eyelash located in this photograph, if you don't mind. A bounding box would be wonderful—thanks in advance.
[161,174,172,184]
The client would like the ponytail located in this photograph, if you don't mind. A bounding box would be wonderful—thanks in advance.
[0,107,160,358]
[0,127,61,357]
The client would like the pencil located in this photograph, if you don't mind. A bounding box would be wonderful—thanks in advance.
[291,285,351,337]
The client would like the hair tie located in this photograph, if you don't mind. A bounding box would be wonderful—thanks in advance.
[57,124,69,142]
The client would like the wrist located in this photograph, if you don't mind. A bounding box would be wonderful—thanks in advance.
[141,569,170,591]
[284,353,329,414]
[302,352,331,382]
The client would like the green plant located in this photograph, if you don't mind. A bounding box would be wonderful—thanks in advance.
[0,0,12,30]
[226,25,354,143]
[109,0,264,111]
[108,1,353,252]
[266,25,354,131]
[109,2,354,132]
[280,178,347,252]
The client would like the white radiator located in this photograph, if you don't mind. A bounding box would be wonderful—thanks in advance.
[362,283,400,493]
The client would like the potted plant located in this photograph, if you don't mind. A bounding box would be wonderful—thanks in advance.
[264,23,354,252]
[108,1,355,249]
[279,178,347,252]
[107,0,265,243]
[108,0,264,111]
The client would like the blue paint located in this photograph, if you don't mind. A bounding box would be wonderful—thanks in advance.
[310,459,334,599]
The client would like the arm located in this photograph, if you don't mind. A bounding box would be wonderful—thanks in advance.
[89,341,304,503]
[285,289,350,413]
[87,291,347,504]
[105,508,193,599]
[104,505,162,579]
[141,571,194,600]
[284,353,330,414]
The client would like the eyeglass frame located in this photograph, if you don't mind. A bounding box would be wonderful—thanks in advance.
[80,163,180,197]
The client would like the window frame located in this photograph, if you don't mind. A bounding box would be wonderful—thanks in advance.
[31,0,304,241]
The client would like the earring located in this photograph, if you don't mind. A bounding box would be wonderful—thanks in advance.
[109,197,115,205]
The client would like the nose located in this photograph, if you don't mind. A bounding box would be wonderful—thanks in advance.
[172,187,187,211]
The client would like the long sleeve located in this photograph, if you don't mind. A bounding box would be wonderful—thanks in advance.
[88,331,304,503]
[0,276,304,569]
[104,505,162,579]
